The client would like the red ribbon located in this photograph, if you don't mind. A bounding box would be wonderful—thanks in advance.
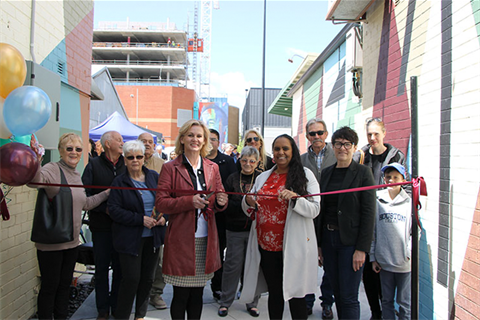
[1,187,10,221]
[201,207,214,221]
[412,177,427,228]
[6,179,428,225]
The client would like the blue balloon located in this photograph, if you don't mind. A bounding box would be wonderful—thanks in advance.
[3,86,52,136]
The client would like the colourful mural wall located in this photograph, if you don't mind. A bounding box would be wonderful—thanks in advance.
[290,0,480,319]
[198,98,230,145]
[0,1,95,318]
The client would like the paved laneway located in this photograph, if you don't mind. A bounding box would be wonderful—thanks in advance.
[70,267,373,320]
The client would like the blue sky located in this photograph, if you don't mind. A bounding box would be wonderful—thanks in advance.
[94,0,344,109]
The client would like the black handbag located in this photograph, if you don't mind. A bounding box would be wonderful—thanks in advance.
[31,165,74,244]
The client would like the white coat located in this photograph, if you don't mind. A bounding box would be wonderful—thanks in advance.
[240,166,320,302]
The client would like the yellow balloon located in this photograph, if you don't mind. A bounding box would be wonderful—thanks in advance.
[0,43,27,99]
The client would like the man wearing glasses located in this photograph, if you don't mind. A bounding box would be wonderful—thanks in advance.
[206,129,237,301]
[300,119,336,319]
[82,131,126,320]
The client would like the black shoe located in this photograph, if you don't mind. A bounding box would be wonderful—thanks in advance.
[370,311,382,320]
[247,307,260,317]
[213,291,221,301]
[322,305,333,319]
[218,307,228,317]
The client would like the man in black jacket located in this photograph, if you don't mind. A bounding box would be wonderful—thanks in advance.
[82,131,126,320]
[206,129,237,300]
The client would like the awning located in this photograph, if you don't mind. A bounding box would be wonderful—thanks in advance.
[325,0,375,22]
[268,53,318,117]
[90,77,104,100]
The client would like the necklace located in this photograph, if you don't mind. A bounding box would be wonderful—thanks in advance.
[239,172,255,193]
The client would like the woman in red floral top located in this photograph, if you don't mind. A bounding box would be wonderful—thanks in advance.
[243,134,321,320]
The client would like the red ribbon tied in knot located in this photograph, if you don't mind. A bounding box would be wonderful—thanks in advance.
[201,207,214,221]
[412,177,427,229]
[247,207,257,221]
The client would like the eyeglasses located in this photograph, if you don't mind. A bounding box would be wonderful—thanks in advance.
[308,130,325,137]
[66,147,83,152]
[210,138,219,142]
[126,155,145,160]
[246,137,259,143]
[240,159,257,164]
[333,142,354,149]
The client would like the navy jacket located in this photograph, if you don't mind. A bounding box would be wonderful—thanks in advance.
[108,166,166,256]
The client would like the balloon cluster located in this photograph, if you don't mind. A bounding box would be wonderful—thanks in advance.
[0,43,51,186]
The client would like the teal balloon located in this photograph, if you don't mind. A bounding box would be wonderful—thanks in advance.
[3,86,52,136]
[0,134,31,147]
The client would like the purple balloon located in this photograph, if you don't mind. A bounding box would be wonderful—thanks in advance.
[0,142,39,186]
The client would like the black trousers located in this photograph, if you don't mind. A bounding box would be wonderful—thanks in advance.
[114,237,159,320]
[170,286,204,320]
[36,247,78,320]
[363,254,383,317]
[259,247,307,320]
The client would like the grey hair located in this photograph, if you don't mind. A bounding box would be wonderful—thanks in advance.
[240,146,259,160]
[305,118,328,133]
[123,140,145,155]
[100,131,120,149]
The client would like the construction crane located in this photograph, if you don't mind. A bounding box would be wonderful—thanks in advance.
[189,1,219,102]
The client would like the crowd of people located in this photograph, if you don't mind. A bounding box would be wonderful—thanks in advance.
[30,116,412,320]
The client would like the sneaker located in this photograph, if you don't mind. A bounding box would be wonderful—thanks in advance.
[322,305,333,319]
[149,295,167,309]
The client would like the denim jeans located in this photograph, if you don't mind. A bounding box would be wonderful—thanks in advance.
[305,271,335,309]
[380,270,411,320]
[92,230,122,315]
[322,229,364,320]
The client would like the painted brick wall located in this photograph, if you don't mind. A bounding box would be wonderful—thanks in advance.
[116,85,195,146]
[1,1,95,319]
[0,186,40,319]
[288,1,480,319]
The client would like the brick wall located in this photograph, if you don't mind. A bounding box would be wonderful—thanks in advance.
[0,186,40,319]
[116,85,195,146]
[0,1,95,319]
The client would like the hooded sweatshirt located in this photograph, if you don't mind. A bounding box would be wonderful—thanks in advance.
[370,188,411,273]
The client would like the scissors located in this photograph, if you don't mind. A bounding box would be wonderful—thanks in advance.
[202,186,214,209]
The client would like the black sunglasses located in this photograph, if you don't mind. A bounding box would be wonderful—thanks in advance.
[126,155,144,160]
[246,137,260,143]
[66,147,83,152]
[308,130,325,137]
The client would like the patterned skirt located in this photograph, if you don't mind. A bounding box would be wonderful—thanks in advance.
[164,237,214,287]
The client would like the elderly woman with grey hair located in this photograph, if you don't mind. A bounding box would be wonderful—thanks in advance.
[108,140,166,320]
[218,146,262,317]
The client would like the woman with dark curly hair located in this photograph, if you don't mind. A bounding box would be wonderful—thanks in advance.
[241,134,320,320]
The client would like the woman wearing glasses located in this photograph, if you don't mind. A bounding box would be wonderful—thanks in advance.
[241,129,274,172]
[242,134,320,320]
[354,117,409,319]
[29,133,110,320]
[108,140,166,320]
[317,127,376,320]
[218,146,262,318]
[156,119,228,319]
